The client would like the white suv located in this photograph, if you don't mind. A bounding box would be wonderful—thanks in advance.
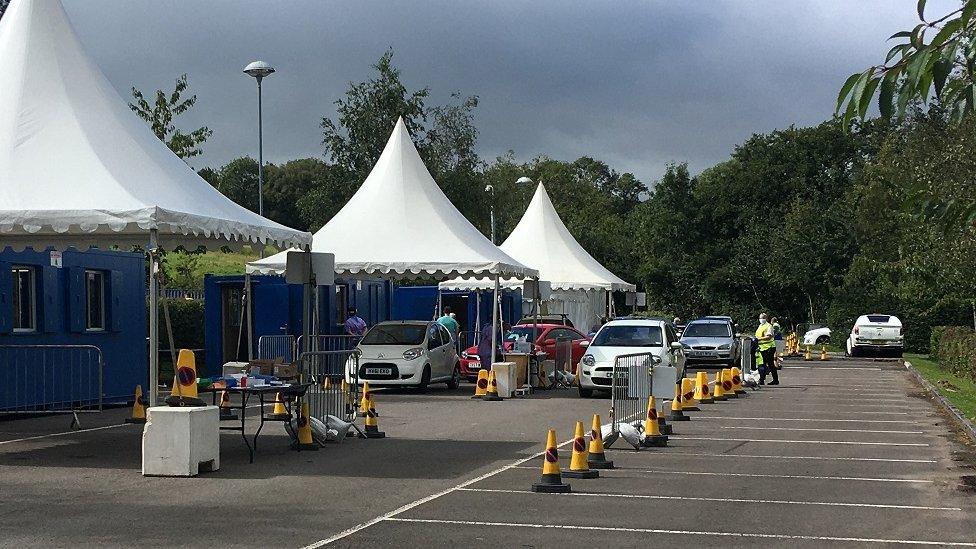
[577,318,686,398]
[846,314,904,358]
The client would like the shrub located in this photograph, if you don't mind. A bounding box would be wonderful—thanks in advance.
[935,326,976,381]
[147,298,207,377]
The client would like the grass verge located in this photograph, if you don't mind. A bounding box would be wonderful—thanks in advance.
[905,353,976,424]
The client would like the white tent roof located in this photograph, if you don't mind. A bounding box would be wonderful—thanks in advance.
[248,118,536,279]
[0,0,311,251]
[440,181,635,292]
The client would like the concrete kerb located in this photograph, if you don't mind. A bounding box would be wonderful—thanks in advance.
[903,360,976,445]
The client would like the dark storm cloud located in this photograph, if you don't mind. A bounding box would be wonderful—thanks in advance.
[62,0,956,184]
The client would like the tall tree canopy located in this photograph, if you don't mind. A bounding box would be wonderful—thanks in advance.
[130,74,212,161]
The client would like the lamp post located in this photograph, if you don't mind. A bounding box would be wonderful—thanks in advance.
[243,61,275,219]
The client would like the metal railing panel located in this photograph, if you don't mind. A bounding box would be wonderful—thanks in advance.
[0,344,104,414]
[296,349,360,423]
[257,335,296,363]
[608,352,655,442]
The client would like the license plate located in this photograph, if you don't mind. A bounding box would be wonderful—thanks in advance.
[692,351,715,357]
[365,367,392,375]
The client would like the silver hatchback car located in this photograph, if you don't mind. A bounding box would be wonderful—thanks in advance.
[679,318,740,368]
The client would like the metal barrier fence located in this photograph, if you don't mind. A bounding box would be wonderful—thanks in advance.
[0,345,104,414]
[607,352,655,445]
[296,334,361,355]
[296,349,360,423]
[457,330,479,353]
[257,335,296,363]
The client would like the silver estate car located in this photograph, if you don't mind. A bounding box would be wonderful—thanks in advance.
[679,318,740,368]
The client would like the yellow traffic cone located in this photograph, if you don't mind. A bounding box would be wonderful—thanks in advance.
[125,385,146,424]
[563,421,599,479]
[712,371,727,401]
[293,402,318,451]
[694,371,714,404]
[269,392,290,420]
[341,379,354,415]
[731,367,747,395]
[531,429,572,493]
[364,394,386,439]
[804,345,812,361]
[482,369,504,401]
[359,381,371,417]
[820,345,828,361]
[471,369,489,399]
[681,377,700,411]
[721,369,737,399]
[322,376,333,391]
[218,387,238,421]
[669,389,689,421]
[587,414,614,469]
[172,349,199,398]
[642,396,668,447]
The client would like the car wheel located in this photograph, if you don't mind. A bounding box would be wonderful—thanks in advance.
[446,363,461,389]
[417,365,431,392]
[578,386,594,398]
[816,335,830,344]
[849,344,860,358]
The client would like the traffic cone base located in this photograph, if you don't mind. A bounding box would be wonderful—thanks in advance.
[531,473,572,492]
[641,434,669,447]
[563,468,599,479]
[364,425,386,439]
[587,453,615,469]
[657,416,673,435]
[670,410,690,421]
[364,398,386,439]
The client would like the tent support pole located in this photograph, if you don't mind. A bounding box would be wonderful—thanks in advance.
[475,290,481,344]
[437,289,442,320]
[148,229,159,407]
[302,256,311,358]
[532,277,540,393]
[245,272,254,361]
[490,275,500,366]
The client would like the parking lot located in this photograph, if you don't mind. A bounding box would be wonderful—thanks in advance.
[1,356,975,547]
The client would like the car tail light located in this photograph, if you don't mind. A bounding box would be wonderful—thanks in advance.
[854,326,859,335]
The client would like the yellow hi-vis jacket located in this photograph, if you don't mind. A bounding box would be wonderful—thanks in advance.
[756,322,775,351]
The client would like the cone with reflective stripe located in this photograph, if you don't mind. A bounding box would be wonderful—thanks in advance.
[322,376,333,391]
[712,371,727,401]
[218,387,238,421]
[731,367,747,395]
[563,421,599,479]
[172,349,198,398]
[820,345,828,361]
[641,396,669,447]
[681,377,700,411]
[531,429,571,493]
[587,414,614,469]
[720,369,737,399]
[694,371,714,404]
[656,398,673,435]
[364,394,386,439]
[294,402,318,450]
[358,381,371,417]
[669,389,689,421]
[125,385,146,424]
[804,345,812,361]
[471,369,489,399]
[269,392,290,420]
[482,369,504,401]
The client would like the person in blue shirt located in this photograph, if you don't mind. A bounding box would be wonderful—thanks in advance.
[344,307,367,337]
[437,306,460,344]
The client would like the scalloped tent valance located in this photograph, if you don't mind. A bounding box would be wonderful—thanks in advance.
[247,118,537,280]
[0,0,312,252]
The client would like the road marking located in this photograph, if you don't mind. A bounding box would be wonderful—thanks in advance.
[453,488,960,511]
[650,451,936,463]
[694,425,923,434]
[383,518,976,546]
[782,366,884,370]
[510,466,932,483]
[0,423,130,446]
[693,416,921,424]
[734,409,912,415]
[681,436,928,446]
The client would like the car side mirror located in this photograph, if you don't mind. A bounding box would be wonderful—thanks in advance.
[579,340,590,347]
[670,341,682,350]
[543,339,556,346]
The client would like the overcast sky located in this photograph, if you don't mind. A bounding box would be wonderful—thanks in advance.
[63,0,956,185]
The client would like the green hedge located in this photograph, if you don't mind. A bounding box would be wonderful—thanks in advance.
[933,326,976,381]
[147,298,207,378]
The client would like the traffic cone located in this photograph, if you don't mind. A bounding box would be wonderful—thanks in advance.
[482,369,504,401]
[322,376,333,391]
[341,379,354,415]
[172,349,198,398]
[125,385,146,424]
[681,377,700,411]
[364,394,386,439]
[531,429,572,493]
[658,404,673,435]
[804,345,812,361]
[269,392,290,420]
[712,371,727,401]
[587,414,614,469]
[694,371,714,404]
[731,367,747,395]
[294,402,318,451]
[721,369,737,399]
[820,345,828,361]
[471,369,489,399]
[669,390,689,421]
[218,388,238,421]
[563,421,599,479]
[641,396,668,447]
[359,381,371,417]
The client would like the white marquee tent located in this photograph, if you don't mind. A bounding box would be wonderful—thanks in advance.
[0,0,313,403]
[440,181,636,331]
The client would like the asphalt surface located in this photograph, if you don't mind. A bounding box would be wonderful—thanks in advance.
[1,356,974,548]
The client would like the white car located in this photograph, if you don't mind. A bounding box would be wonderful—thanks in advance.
[577,318,686,398]
[846,314,904,358]
[802,325,832,346]
[350,321,461,390]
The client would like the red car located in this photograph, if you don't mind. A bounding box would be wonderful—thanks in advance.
[459,324,591,380]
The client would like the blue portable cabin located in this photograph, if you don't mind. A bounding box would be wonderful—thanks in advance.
[203,274,393,373]
[0,248,147,410]
[391,285,523,336]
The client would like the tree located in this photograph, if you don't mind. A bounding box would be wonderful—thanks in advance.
[0,0,9,20]
[130,74,213,160]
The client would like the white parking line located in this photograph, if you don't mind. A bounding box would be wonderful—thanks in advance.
[693,416,921,424]
[510,466,932,483]
[731,409,912,415]
[383,518,976,546]
[453,488,960,511]
[651,451,936,463]
[681,437,928,446]
[698,425,923,434]
[0,423,130,446]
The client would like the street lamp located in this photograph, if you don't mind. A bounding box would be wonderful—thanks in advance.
[243,60,275,218]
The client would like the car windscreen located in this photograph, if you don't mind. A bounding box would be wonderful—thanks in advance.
[591,325,663,347]
[682,322,731,338]
[866,315,891,323]
[360,324,426,345]
[507,326,541,341]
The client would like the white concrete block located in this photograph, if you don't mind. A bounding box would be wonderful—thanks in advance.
[491,362,518,398]
[142,406,220,477]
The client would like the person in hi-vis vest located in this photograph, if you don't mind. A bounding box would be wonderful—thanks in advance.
[755,313,779,385]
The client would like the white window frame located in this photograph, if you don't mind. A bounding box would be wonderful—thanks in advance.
[85,270,106,332]
[11,265,36,333]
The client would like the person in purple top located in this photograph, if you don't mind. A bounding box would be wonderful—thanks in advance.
[344,307,367,337]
